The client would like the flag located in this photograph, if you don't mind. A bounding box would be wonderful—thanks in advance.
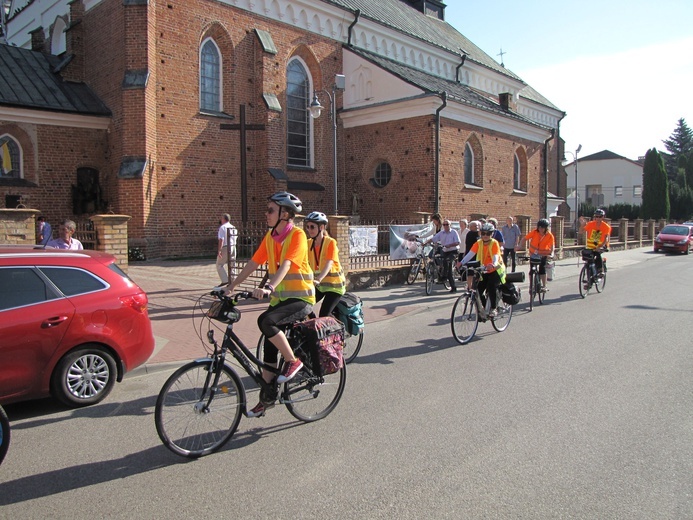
[1,142,11,175]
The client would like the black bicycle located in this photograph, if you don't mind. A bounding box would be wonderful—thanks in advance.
[520,254,549,311]
[450,262,513,344]
[425,245,453,295]
[155,290,346,458]
[579,248,607,298]
[0,405,9,465]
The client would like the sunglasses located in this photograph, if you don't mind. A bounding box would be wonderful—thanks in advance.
[305,224,318,230]
[443,223,450,227]
[480,231,492,236]
[265,207,277,215]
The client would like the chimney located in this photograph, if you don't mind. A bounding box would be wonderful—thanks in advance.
[29,27,47,53]
[62,0,85,82]
[499,92,515,111]
[401,0,446,21]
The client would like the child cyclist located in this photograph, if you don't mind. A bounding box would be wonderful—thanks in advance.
[224,192,315,417]
[304,211,346,317]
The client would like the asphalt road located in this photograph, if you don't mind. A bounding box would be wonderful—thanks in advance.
[1,250,692,519]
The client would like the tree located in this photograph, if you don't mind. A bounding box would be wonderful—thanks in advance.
[641,148,669,220]
[662,118,693,184]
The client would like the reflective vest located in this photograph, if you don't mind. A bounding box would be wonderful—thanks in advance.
[308,235,346,295]
[265,227,315,306]
[476,239,506,284]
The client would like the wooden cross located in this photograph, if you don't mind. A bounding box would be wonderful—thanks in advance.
[220,104,265,223]
[497,48,506,67]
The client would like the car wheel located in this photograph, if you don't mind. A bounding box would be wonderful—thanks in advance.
[51,345,117,407]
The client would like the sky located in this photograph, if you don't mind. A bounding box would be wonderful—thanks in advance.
[444,0,693,161]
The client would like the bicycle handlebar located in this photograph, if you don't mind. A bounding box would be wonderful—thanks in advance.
[210,289,265,302]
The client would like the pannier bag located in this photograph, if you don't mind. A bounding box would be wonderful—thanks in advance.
[335,292,365,336]
[500,282,521,305]
[295,316,345,376]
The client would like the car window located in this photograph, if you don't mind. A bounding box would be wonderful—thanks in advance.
[108,262,130,281]
[39,267,108,296]
[661,226,688,236]
[0,267,61,311]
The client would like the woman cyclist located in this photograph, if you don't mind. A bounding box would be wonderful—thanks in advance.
[458,222,506,317]
[304,211,346,317]
[523,218,555,292]
[224,191,315,417]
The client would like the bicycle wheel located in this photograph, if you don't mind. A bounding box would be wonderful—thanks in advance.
[0,405,9,465]
[536,275,545,305]
[528,271,535,311]
[343,330,364,364]
[406,258,421,284]
[491,299,513,332]
[284,363,346,422]
[155,360,244,458]
[450,293,479,344]
[595,269,606,293]
[425,260,435,295]
[578,265,591,298]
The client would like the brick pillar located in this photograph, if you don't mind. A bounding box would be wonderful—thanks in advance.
[91,214,131,271]
[29,27,46,53]
[619,218,629,249]
[634,219,644,246]
[329,215,350,281]
[550,215,564,258]
[0,208,41,244]
[515,215,531,252]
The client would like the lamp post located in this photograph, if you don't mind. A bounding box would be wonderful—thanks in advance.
[562,144,582,232]
[309,74,345,214]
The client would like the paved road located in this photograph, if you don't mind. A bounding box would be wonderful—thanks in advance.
[1,248,691,519]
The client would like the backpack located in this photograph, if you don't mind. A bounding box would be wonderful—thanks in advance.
[294,316,345,376]
[335,292,365,336]
[500,281,521,305]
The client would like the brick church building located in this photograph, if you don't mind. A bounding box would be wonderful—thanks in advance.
[1,0,567,258]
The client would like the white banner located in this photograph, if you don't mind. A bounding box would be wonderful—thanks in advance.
[348,226,378,256]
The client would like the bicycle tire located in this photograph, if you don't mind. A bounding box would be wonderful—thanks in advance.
[343,330,364,364]
[536,275,545,305]
[425,260,434,295]
[155,360,244,458]
[578,265,590,298]
[594,269,606,293]
[491,298,513,332]
[450,293,479,344]
[406,258,421,284]
[283,363,346,422]
[0,405,9,465]
[528,271,535,311]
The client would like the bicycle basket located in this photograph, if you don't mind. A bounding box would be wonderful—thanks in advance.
[207,299,241,323]
[581,249,595,261]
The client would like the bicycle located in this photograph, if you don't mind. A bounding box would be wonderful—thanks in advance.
[425,245,453,295]
[0,404,9,465]
[579,248,608,298]
[406,237,432,285]
[520,254,550,311]
[450,262,513,344]
[155,290,346,458]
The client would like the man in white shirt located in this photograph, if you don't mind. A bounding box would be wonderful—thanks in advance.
[47,220,83,250]
[216,213,237,284]
[432,219,460,293]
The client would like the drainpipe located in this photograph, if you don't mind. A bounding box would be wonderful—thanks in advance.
[347,9,360,47]
[543,128,555,219]
[555,112,566,208]
[455,53,466,83]
[435,91,447,213]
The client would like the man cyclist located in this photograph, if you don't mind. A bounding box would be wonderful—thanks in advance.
[579,209,611,273]
[224,192,315,417]
[458,222,506,317]
[431,219,460,293]
[523,218,555,292]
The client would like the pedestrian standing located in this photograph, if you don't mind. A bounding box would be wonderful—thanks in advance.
[216,213,237,285]
[501,216,522,272]
[37,216,52,246]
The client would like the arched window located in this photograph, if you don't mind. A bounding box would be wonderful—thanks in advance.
[200,38,221,112]
[286,58,312,167]
[513,152,521,190]
[0,135,21,179]
[51,18,67,55]
[464,142,474,184]
[373,162,392,188]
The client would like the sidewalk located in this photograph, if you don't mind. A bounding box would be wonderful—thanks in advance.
[128,247,651,372]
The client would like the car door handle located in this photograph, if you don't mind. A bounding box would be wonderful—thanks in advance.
[41,316,69,328]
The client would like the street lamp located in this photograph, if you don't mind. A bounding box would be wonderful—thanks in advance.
[562,144,582,232]
[309,74,345,214]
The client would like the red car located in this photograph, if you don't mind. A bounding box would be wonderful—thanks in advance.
[0,248,155,407]
[653,224,693,255]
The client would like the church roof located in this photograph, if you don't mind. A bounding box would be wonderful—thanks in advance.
[0,44,111,117]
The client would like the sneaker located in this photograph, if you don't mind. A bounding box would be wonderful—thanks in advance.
[539,287,547,293]
[449,288,457,293]
[247,400,274,418]
[277,358,303,383]
[488,308,498,318]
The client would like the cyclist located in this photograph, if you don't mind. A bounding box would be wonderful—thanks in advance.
[224,191,315,417]
[458,222,506,317]
[523,218,555,292]
[579,209,611,273]
[431,219,460,293]
[425,213,444,279]
[304,211,346,316]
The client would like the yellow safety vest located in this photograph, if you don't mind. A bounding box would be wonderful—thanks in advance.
[476,239,506,284]
[308,235,346,295]
[265,227,315,306]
